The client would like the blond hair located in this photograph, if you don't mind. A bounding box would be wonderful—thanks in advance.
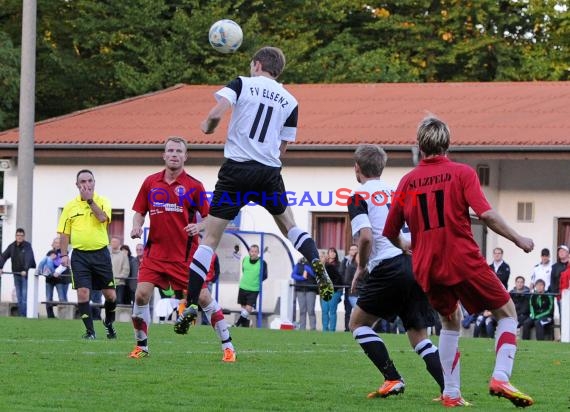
[417,116,450,156]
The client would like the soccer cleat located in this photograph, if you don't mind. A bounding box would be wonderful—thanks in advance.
[82,331,96,340]
[128,346,149,359]
[442,395,472,407]
[489,378,533,408]
[174,304,198,335]
[311,259,334,301]
[103,320,117,339]
[222,348,236,363]
[367,380,405,399]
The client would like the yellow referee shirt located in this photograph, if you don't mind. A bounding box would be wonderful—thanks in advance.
[57,193,112,251]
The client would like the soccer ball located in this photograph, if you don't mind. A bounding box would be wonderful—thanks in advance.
[208,19,243,54]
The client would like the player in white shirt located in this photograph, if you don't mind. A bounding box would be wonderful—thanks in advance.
[175,47,334,335]
[529,248,552,290]
[347,145,444,400]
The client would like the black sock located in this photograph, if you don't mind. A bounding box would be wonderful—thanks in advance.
[187,271,205,307]
[104,299,116,323]
[298,238,319,262]
[424,352,444,393]
[354,327,400,381]
[78,301,94,334]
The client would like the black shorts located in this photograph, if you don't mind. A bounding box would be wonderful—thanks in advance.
[357,254,437,331]
[210,159,287,220]
[70,247,115,291]
[237,288,259,308]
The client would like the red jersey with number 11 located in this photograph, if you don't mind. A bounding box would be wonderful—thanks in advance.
[383,156,491,292]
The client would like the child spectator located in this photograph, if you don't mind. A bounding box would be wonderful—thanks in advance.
[521,279,554,340]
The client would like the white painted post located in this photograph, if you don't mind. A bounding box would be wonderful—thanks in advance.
[27,269,38,318]
[279,279,294,325]
[561,290,569,343]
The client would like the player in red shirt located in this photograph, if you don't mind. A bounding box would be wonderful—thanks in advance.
[383,116,534,408]
[129,136,236,362]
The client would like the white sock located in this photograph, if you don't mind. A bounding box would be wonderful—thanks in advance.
[241,309,250,319]
[132,303,150,349]
[492,317,517,382]
[439,329,461,398]
[203,300,234,351]
[190,245,214,280]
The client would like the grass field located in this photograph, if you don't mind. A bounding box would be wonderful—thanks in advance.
[0,317,568,411]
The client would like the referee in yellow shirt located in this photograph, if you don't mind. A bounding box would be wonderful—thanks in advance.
[58,169,117,339]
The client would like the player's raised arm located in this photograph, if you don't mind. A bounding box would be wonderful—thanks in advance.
[201,97,231,134]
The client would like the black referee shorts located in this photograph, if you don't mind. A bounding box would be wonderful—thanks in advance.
[237,288,259,308]
[70,247,115,291]
[357,253,437,331]
[210,159,288,220]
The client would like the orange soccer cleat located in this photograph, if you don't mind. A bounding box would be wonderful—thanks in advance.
[367,380,405,399]
[222,348,236,363]
[128,346,149,359]
[489,378,533,408]
[442,395,472,407]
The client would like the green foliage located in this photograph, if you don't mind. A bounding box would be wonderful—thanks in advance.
[0,31,20,130]
[0,317,568,411]
[0,0,568,130]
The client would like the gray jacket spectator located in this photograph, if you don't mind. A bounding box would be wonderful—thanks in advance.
[0,228,36,316]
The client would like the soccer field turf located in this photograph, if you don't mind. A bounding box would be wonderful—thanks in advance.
[0,317,567,411]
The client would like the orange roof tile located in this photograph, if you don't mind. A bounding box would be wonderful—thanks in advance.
[1,82,569,147]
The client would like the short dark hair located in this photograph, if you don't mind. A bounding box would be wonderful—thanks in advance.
[76,169,94,182]
[15,228,25,235]
[535,279,545,286]
[541,248,550,257]
[515,276,525,283]
[252,47,286,78]
[120,244,132,257]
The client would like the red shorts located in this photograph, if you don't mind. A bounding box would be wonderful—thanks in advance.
[138,257,209,291]
[138,257,189,291]
[427,265,510,317]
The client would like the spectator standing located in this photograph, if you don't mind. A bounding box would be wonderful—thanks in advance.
[40,236,70,318]
[38,245,69,318]
[550,244,569,323]
[110,237,130,305]
[57,169,117,339]
[291,258,317,331]
[0,228,36,317]
[530,248,552,290]
[383,116,533,407]
[120,244,138,305]
[522,279,554,340]
[234,245,267,327]
[509,276,530,328]
[490,247,511,290]
[341,244,358,332]
[321,247,343,332]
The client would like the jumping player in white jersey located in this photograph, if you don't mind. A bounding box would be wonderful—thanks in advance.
[175,46,334,333]
[347,145,444,400]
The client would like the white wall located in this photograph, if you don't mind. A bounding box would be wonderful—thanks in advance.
[2,158,569,303]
